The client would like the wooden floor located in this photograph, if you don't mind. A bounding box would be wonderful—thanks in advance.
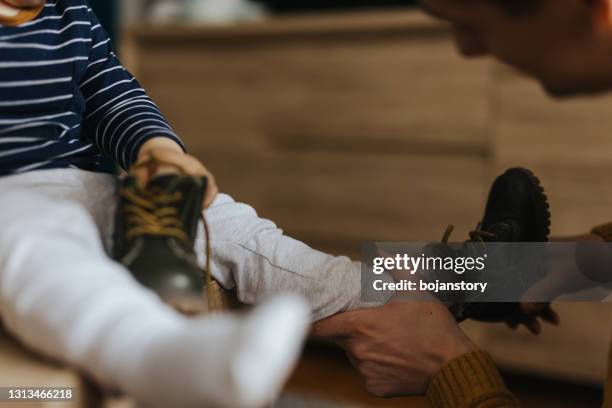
[287,343,427,407]
[0,328,605,407]
[505,373,603,408]
[287,343,605,408]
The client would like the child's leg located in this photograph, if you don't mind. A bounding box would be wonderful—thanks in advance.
[0,186,308,407]
[29,169,376,322]
[198,194,379,321]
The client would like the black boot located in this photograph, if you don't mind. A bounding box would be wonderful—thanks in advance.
[480,168,550,243]
[113,174,208,314]
[434,168,551,322]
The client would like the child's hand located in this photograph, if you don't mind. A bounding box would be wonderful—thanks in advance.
[135,137,219,208]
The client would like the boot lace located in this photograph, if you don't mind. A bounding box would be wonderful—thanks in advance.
[441,223,496,250]
[121,188,187,242]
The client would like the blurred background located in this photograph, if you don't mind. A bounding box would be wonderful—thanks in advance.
[3,1,611,407]
[116,3,612,406]
[99,1,612,406]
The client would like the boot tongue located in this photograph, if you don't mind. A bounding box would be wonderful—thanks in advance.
[146,174,206,243]
[147,173,207,201]
[148,173,190,193]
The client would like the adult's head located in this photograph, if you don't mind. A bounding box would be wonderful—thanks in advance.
[420,0,612,97]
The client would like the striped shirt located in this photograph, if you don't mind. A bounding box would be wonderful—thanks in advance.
[0,0,183,175]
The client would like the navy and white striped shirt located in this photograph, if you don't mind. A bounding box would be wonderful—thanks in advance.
[0,0,183,175]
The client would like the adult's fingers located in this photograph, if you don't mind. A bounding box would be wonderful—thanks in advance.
[311,310,363,340]
[524,318,542,335]
[540,306,560,325]
[519,302,560,325]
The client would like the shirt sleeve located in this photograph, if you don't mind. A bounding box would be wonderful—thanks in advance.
[80,6,185,170]
[427,351,519,408]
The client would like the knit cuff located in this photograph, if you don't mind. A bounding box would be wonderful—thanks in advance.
[592,222,612,242]
[427,351,519,408]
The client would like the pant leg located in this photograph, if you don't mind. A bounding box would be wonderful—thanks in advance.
[0,183,310,407]
[198,193,373,321]
[16,169,373,322]
[0,186,182,387]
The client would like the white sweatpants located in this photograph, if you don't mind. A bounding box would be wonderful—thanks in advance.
[0,168,364,406]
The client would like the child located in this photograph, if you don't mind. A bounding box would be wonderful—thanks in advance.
[0,0,368,406]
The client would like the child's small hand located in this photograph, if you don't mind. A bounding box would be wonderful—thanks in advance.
[135,137,219,208]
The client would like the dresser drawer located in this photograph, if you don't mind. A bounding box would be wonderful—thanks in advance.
[134,13,490,155]
[195,148,486,256]
[126,13,491,255]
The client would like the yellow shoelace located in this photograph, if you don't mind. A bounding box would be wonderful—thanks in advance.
[124,158,215,311]
[441,224,496,251]
[121,188,188,242]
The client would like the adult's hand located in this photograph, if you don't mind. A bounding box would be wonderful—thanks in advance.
[312,301,477,397]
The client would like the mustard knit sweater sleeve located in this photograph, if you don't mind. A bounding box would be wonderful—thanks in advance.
[426,351,519,408]
[429,340,612,408]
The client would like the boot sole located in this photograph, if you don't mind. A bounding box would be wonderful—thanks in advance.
[505,167,551,242]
